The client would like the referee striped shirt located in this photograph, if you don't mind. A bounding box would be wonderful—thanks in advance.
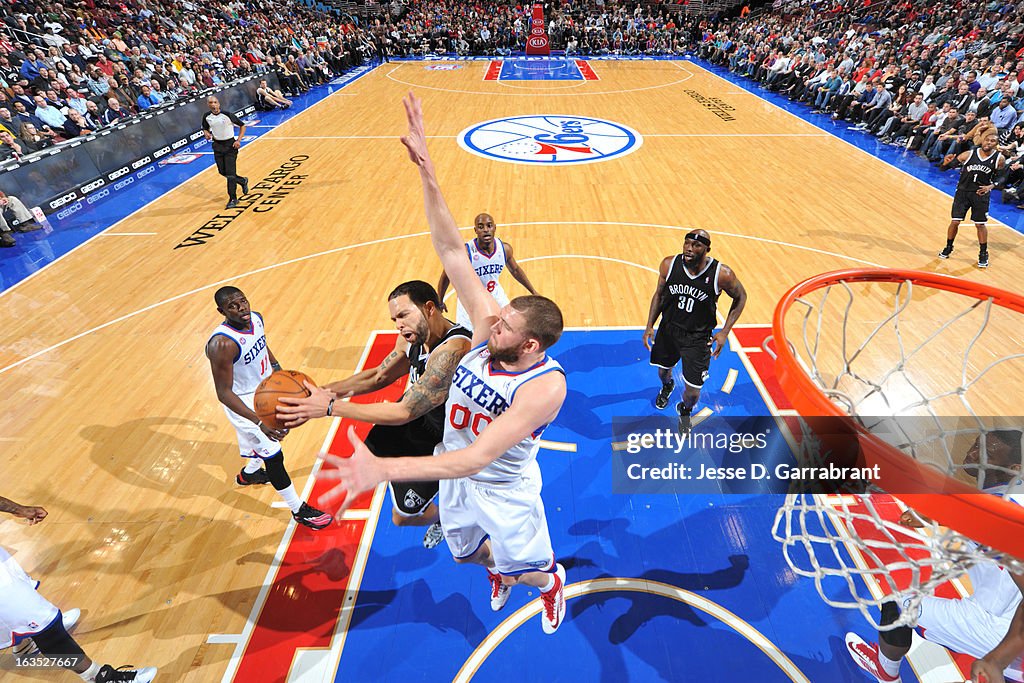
[202,110,243,142]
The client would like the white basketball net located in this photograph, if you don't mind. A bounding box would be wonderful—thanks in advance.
[769,275,1024,630]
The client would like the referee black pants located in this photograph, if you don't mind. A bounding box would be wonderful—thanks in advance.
[212,139,243,201]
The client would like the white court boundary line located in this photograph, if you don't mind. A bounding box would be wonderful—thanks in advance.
[0,62,381,301]
[216,330,388,683]
[0,220,883,377]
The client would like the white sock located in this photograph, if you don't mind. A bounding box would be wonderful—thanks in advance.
[277,484,302,513]
[79,662,101,681]
[243,459,262,474]
[539,573,555,592]
[878,650,902,677]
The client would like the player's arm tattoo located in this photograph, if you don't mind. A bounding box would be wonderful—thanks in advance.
[402,345,465,419]
[0,496,21,515]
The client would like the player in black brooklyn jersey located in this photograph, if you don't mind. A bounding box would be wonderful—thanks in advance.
[277,280,471,548]
[939,130,1005,268]
[643,230,747,432]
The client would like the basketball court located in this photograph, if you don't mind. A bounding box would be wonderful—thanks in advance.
[2,57,1023,682]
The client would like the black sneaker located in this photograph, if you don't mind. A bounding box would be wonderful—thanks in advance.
[236,468,270,486]
[293,502,333,530]
[938,245,953,259]
[655,380,675,410]
[978,251,989,268]
[239,176,250,195]
[677,403,692,434]
[95,664,158,682]
[422,521,444,549]
[0,232,15,248]
[225,199,239,209]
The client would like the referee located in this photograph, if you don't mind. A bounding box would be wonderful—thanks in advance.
[202,95,250,209]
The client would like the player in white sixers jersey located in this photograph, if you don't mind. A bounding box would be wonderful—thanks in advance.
[0,494,157,682]
[206,286,332,530]
[847,430,1024,683]
[320,93,570,634]
[437,212,540,331]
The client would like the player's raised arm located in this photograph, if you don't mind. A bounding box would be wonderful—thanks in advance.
[400,92,498,334]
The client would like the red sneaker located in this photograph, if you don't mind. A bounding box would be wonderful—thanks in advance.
[487,569,511,612]
[846,632,902,682]
[540,564,566,634]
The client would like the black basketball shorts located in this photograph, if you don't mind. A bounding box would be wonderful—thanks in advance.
[951,188,991,223]
[364,416,441,517]
[650,326,713,389]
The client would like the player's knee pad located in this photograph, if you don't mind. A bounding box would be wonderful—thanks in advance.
[31,616,85,658]
[263,452,292,490]
[879,601,912,648]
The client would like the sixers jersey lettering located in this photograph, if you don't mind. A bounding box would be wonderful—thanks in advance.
[440,345,564,484]
[457,239,510,328]
[209,312,270,396]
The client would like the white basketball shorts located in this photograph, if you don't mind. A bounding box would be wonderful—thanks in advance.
[439,459,555,575]
[916,564,1024,681]
[0,546,60,649]
[223,392,281,459]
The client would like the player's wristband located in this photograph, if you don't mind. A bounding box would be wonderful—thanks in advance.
[326,398,335,417]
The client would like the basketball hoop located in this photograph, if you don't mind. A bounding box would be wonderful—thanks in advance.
[768,268,1024,629]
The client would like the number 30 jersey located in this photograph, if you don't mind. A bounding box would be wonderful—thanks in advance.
[208,312,271,396]
[660,256,721,334]
[438,344,564,485]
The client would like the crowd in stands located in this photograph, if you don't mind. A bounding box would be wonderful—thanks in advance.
[372,0,701,56]
[0,0,380,164]
[697,0,1024,207]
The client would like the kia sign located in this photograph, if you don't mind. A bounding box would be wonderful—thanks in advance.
[525,3,551,55]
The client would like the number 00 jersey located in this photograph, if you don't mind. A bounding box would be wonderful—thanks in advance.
[208,312,271,396]
[660,256,722,334]
[438,344,564,484]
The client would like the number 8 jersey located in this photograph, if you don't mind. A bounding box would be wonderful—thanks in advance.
[439,344,564,484]
[456,238,510,330]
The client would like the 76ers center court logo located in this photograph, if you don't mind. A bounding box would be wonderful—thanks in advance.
[458,115,642,165]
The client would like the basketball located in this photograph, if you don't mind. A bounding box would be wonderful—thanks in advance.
[254,370,317,430]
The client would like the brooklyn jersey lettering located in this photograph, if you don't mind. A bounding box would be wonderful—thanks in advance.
[957,148,1002,192]
[209,312,270,396]
[661,256,721,333]
[439,345,564,484]
[407,322,472,435]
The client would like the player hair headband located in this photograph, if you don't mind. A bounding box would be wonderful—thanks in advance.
[685,232,712,247]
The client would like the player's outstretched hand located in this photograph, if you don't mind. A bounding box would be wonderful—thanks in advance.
[15,505,47,525]
[710,330,729,359]
[277,381,334,427]
[318,426,388,515]
[400,92,429,167]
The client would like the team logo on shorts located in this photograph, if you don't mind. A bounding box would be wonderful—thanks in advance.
[425,64,463,71]
[404,489,425,509]
[459,115,642,165]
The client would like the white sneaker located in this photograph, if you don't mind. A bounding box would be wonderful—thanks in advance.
[12,608,81,656]
[422,521,444,549]
[487,570,511,611]
[539,564,567,634]
[845,632,902,682]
